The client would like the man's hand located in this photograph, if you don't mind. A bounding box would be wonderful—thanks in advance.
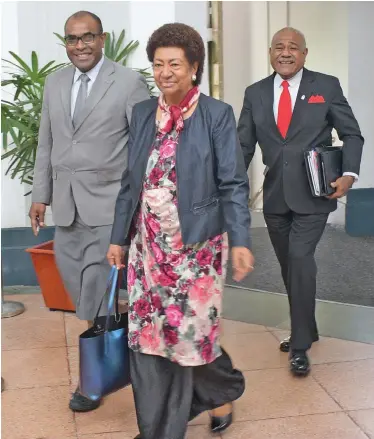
[231,247,255,282]
[328,175,355,199]
[107,244,126,269]
[29,203,47,236]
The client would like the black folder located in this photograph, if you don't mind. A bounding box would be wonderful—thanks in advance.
[304,146,342,197]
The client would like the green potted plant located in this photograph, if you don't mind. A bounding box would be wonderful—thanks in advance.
[1,30,154,311]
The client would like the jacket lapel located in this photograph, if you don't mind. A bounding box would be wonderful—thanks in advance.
[286,68,316,141]
[60,66,75,131]
[73,58,115,133]
[132,100,158,168]
[260,73,284,142]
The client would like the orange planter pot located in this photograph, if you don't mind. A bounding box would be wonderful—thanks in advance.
[25,240,75,312]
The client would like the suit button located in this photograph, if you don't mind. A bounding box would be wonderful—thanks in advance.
[284,161,288,166]
[71,170,75,174]
[72,140,77,145]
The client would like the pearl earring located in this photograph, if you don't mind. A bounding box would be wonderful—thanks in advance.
[192,73,197,82]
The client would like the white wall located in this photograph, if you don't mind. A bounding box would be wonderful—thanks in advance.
[1,1,210,229]
[289,2,348,95]
[1,1,27,228]
[222,1,251,119]
[347,1,374,190]
[127,1,175,71]
[175,1,210,95]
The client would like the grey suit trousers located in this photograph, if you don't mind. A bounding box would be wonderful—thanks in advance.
[54,211,112,320]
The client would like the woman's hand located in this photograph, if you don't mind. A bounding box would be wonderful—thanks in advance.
[231,247,255,282]
[107,244,126,269]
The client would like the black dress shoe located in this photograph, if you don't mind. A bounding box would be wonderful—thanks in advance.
[290,351,310,377]
[211,411,233,434]
[279,336,291,352]
[280,334,320,353]
[69,388,101,412]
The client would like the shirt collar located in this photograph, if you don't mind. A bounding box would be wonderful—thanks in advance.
[274,68,304,88]
[73,55,105,84]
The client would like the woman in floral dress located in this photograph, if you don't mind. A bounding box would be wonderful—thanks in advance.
[108,23,255,439]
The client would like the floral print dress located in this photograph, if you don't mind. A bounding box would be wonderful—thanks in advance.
[127,124,228,367]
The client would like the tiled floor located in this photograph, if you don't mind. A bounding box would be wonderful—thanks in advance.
[2,293,374,439]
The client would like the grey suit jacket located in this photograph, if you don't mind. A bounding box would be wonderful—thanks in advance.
[237,68,364,214]
[32,57,150,226]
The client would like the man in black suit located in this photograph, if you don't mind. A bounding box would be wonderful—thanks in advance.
[238,27,364,376]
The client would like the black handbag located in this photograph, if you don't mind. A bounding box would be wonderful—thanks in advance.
[79,266,130,401]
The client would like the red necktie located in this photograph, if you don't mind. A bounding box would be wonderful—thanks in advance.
[277,80,292,138]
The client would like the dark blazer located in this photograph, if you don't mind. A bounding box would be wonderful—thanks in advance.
[237,68,364,214]
[111,93,251,249]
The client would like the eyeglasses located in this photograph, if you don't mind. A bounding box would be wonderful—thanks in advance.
[64,32,102,46]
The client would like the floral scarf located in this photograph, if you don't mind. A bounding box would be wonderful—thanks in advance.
[157,86,200,135]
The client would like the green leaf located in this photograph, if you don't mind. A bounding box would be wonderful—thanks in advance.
[2,131,8,147]
[110,31,115,58]
[53,32,66,46]
[38,60,56,75]
[1,99,16,107]
[3,118,34,135]
[2,58,28,73]
[114,29,125,57]
[104,32,112,58]
[8,51,33,76]
[119,41,139,65]
[43,62,69,75]
[1,79,16,87]
[31,51,38,74]
[5,155,21,174]
[2,148,18,161]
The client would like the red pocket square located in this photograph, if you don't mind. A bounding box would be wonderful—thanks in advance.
[308,95,325,103]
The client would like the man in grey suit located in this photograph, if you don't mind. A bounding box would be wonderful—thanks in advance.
[29,11,149,411]
[238,27,364,376]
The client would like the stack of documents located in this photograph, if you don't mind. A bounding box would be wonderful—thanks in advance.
[304,146,342,197]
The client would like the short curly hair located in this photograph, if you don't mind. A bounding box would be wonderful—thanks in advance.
[146,23,205,86]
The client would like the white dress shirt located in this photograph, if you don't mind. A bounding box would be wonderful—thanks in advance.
[273,68,358,181]
[273,68,303,122]
[70,55,105,118]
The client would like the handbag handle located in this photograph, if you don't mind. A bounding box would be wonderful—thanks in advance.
[94,266,124,330]
[105,267,120,331]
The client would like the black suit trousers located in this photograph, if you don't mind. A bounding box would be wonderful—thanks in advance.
[264,211,329,351]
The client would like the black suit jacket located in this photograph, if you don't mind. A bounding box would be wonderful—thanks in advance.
[237,68,364,214]
[111,94,251,249]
